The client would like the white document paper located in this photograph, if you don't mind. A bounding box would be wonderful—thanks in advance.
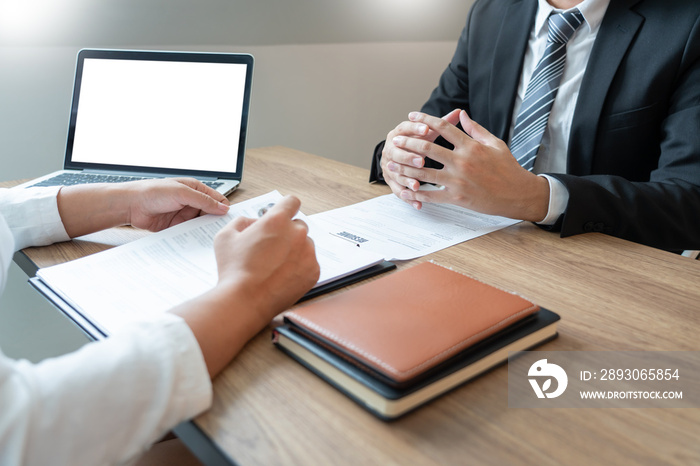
[309,193,520,261]
[37,191,384,334]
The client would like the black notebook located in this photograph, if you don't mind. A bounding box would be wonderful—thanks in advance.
[273,308,560,420]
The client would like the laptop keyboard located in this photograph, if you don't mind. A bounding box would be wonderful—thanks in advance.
[29,172,224,191]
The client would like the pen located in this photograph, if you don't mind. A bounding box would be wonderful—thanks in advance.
[257,202,275,217]
[331,231,365,247]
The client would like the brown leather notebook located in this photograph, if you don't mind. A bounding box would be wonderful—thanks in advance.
[284,261,539,386]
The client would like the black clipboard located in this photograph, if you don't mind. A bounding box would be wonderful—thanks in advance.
[298,261,396,303]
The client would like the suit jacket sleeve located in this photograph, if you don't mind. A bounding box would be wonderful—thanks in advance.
[545,10,700,252]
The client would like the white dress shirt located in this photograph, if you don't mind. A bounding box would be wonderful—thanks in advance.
[510,0,610,224]
[0,187,212,466]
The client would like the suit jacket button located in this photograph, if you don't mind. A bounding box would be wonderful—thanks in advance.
[584,222,594,232]
[594,222,605,232]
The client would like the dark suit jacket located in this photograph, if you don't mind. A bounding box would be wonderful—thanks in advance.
[370,0,700,252]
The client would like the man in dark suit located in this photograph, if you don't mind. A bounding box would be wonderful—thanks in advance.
[370,0,700,252]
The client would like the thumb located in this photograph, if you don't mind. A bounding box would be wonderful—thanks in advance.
[442,108,462,127]
[459,110,500,147]
[264,195,302,221]
[230,216,257,232]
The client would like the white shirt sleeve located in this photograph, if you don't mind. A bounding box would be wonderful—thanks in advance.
[537,174,569,225]
[0,188,213,466]
[0,314,212,466]
[0,187,70,251]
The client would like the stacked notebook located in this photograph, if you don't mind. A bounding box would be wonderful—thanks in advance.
[273,261,560,420]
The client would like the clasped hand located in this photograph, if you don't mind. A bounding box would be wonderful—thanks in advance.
[380,109,550,222]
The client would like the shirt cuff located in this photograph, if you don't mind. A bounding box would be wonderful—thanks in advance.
[369,140,386,184]
[536,174,569,226]
[0,186,70,251]
[134,313,213,423]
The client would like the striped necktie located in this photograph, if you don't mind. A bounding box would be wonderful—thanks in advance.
[510,9,585,171]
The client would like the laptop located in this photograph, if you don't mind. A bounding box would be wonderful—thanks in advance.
[16,49,254,196]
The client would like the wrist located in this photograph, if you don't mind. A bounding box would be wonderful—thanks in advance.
[58,184,132,237]
[172,281,271,377]
[216,277,271,332]
[522,174,550,223]
[119,182,147,227]
[536,174,568,225]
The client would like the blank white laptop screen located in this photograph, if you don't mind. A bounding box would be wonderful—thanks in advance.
[72,58,246,173]
[16,49,252,195]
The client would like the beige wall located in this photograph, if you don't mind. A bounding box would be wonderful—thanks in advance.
[0,41,456,181]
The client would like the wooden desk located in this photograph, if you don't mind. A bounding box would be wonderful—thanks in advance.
[15,147,700,465]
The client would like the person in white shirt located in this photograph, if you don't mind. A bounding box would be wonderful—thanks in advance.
[0,179,319,466]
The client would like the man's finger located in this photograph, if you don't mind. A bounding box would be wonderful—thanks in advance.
[386,160,440,186]
[399,186,445,206]
[408,111,475,160]
[387,139,449,182]
[385,142,426,168]
[404,109,462,142]
[441,108,462,126]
